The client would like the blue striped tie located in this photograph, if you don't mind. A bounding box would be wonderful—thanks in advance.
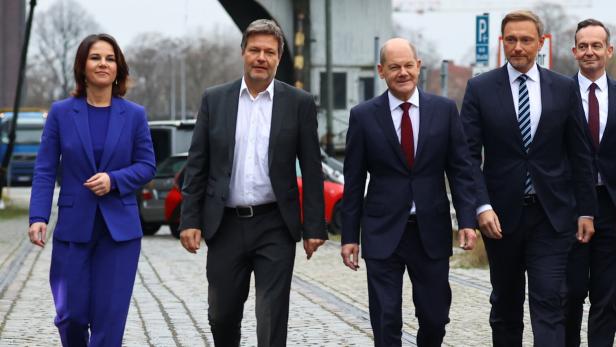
[517,74,533,194]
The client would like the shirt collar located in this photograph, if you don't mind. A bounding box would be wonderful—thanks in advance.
[507,62,540,84]
[240,77,275,100]
[577,71,607,92]
[388,87,420,112]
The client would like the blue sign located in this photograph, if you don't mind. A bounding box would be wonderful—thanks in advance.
[476,14,489,65]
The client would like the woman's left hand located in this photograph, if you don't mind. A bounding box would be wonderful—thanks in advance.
[84,172,111,196]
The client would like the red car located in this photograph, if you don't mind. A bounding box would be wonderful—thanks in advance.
[164,158,344,238]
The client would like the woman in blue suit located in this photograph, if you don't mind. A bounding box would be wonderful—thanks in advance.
[28,33,156,346]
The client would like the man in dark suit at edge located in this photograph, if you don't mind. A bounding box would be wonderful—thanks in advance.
[565,18,616,347]
[178,19,327,347]
[341,37,478,347]
[460,10,597,346]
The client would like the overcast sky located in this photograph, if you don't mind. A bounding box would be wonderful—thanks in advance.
[36,0,616,66]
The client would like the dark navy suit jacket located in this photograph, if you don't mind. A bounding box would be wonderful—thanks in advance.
[460,65,596,234]
[573,74,616,205]
[341,90,476,260]
[29,97,156,242]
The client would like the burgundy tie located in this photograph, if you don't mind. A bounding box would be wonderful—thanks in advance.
[588,83,600,149]
[400,102,414,168]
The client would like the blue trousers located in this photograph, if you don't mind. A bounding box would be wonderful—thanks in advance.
[50,208,141,347]
[565,186,616,347]
[364,222,451,347]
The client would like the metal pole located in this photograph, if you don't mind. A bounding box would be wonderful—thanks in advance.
[440,60,449,98]
[374,36,380,95]
[170,56,176,120]
[419,66,427,90]
[0,0,37,207]
[180,55,186,121]
[325,0,334,155]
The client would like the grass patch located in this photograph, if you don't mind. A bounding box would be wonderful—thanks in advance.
[0,205,28,220]
[451,229,489,268]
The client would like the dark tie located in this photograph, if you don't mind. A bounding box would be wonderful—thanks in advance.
[588,83,600,149]
[517,74,533,194]
[400,102,414,168]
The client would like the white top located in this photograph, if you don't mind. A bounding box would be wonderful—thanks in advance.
[577,71,608,185]
[388,88,419,214]
[507,62,542,141]
[227,77,276,207]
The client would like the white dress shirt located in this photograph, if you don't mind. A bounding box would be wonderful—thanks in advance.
[577,71,608,185]
[477,63,542,215]
[227,78,276,207]
[388,89,419,214]
[507,63,542,140]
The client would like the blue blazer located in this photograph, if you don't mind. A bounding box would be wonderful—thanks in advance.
[460,65,597,234]
[341,90,476,260]
[29,97,156,242]
[573,74,616,205]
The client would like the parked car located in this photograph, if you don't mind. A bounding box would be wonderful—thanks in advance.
[138,152,188,235]
[148,120,195,164]
[320,148,344,173]
[0,110,47,186]
[163,155,345,239]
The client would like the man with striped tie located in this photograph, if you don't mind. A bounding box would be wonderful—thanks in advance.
[460,10,597,347]
[566,18,616,347]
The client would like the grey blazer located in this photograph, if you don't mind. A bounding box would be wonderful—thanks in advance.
[179,79,327,242]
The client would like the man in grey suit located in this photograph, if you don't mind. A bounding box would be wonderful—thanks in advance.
[179,19,327,346]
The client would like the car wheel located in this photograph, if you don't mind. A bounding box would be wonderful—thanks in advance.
[142,223,161,235]
[169,223,181,239]
[328,201,342,235]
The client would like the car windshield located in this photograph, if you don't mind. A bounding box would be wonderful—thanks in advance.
[155,156,187,178]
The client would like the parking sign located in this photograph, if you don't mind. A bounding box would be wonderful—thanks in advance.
[476,14,489,65]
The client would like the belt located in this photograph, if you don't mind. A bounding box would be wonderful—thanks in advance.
[407,214,417,224]
[522,194,539,206]
[224,202,277,218]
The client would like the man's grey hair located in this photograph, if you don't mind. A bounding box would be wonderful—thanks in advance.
[241,19,285,57]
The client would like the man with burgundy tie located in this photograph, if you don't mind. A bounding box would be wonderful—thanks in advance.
[565,18,616,347]
[341,37,477,346]
[460,10,597,346]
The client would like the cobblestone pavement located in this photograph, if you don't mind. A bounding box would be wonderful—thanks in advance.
[0,188,594,346]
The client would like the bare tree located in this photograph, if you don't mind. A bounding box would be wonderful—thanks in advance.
[26,0,99,106]
[533,2,578,75]
[125,31,242,120]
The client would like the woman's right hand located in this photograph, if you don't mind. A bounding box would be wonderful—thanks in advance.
[28,222,47,247]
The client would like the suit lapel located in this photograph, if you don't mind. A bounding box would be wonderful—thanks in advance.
[268,80,286,168]
[225,79,241,166]
[373,91,408,168]
[98,97,126,171]
[71,98,97,172]
[496,66,525,152]
[531,66,553,152]
[572,74,596,152]
[415,89,433,165]
[601,76,616,151]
